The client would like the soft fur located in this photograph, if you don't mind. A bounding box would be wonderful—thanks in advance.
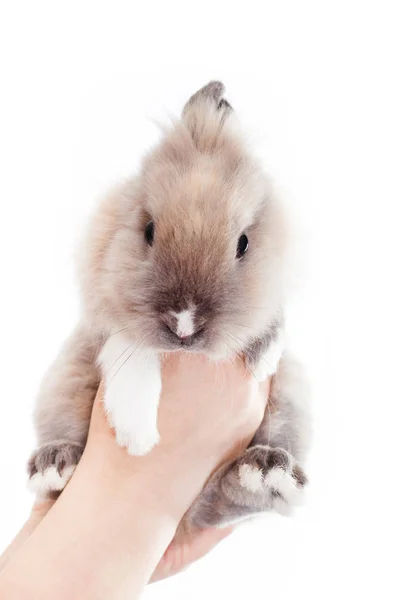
[28,81,311,528]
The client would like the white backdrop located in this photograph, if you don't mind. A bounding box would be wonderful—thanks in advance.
[0,2,399,599]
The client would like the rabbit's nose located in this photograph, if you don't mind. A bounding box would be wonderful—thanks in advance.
[160,306,206,341]
[161,307,195,338]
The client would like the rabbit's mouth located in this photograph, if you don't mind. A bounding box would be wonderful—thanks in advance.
[161,323,206,349]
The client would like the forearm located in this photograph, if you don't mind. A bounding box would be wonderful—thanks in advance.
[0,456,180,600]
[0,501,54,573]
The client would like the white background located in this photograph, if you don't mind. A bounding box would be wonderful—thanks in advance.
[0,1,399,599]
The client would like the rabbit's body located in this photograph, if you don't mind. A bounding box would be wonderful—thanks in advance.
[28,82,311,525]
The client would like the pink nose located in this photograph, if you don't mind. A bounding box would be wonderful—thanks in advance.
[160,314,199,346]
[177,332,190,339]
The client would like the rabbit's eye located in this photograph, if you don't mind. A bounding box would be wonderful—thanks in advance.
[236,234,249,259]
[144,221,155,246]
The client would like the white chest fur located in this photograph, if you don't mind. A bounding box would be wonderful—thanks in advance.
[98,333,162,455]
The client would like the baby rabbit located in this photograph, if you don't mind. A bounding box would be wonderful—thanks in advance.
[28,81,310,527]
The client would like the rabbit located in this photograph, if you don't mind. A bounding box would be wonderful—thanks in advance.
[27,81,311,527]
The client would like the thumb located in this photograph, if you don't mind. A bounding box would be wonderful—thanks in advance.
[150,526,234,582]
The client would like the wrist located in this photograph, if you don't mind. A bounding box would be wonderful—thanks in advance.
[82,425,228,527]
[74,442,191,525]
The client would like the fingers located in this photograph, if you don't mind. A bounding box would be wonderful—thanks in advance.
[150,526,234,582]
[183,526,234,563]
[32,498,56,518]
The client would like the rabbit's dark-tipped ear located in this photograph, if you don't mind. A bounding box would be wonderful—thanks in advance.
[182,81,233,149]
[183,81,232,116]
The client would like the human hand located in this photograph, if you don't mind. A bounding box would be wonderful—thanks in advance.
[82,352,268,521]
[0,353,269,599]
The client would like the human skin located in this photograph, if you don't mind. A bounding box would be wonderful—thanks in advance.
[0,353,269,599]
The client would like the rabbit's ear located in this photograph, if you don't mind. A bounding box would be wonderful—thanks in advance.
[182,81,233,149]
[183,81,232,117]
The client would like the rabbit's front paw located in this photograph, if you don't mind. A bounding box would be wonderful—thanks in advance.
[27,441,83,496]
[223,445,307,515]
[113,422,160,456]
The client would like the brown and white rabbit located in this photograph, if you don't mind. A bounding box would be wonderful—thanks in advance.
[28,81,310,527]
